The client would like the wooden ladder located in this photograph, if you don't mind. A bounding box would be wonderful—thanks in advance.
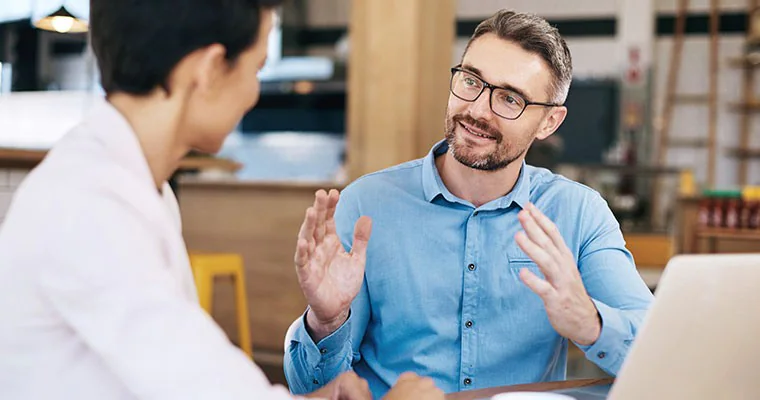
[727,0,760,185]
[656,0,720,186]
[651,0,720,230]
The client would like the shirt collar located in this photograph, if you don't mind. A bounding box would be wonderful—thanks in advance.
[421,140,449,202]
[421,139,531,210]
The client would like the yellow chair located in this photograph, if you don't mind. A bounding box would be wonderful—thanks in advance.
[188,253,252,358]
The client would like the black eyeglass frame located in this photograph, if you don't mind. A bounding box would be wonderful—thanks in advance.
[449,65,563,120]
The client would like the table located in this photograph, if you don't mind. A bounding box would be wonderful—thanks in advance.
[695,227,760,253]
[446,378,615,400]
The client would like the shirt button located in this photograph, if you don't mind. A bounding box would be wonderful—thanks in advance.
[597,351,606,359]
[463,378,472,386]
[465,320,473,328]
[320,348,327,354]
[468,263,476,271]
[313,379,319,385]
[473,211,479,216]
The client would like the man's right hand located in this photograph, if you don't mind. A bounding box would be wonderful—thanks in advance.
[383,373,444,400]
[294,189,372,342]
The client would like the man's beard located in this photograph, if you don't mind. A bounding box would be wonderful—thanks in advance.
[444,113,530,171]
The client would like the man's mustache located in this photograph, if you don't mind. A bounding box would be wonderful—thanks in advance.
[452,114,502,141]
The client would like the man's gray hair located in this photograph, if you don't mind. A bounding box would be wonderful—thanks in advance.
[463,10,573,104]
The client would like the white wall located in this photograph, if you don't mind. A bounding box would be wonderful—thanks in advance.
[303,0,626,78]
[457,0,618,19]
[655,0,746,12]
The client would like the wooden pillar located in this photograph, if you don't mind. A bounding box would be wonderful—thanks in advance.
[347,0,456,179]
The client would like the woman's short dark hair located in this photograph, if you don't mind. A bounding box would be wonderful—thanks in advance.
[90,0,282,95]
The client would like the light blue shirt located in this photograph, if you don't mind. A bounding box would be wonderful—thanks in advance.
[284,141,654,397]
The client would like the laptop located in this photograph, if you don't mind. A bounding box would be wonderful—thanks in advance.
[551,253,760,400]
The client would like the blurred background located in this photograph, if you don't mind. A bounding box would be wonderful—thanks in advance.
[1,0,759,384]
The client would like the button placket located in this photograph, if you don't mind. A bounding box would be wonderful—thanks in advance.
[460,212,481,390]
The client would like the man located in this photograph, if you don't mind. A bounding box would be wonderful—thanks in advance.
[0,1,442,399]
[285,9,654,398]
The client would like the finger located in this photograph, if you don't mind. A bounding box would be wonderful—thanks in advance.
[517,209,558,256]
[325,189,340,237]
[527,203,571,255]
[519,267,556,300]
[314,190,328,244]
[297,207,317,248]
[294,237,311,269]
[397,372,419,382]
[518,210,566,273]
[515,231,560,283]
[350,216,372,260]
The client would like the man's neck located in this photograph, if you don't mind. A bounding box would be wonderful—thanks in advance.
[108,93,190,190]
[436,151,523,208]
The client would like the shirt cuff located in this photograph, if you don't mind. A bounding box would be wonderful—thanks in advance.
[290,309,353,367]
[575,299,633,373]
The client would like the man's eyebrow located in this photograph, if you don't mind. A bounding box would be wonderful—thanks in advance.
[461,63,533,101]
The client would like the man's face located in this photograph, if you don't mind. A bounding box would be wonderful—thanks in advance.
[445,33,563,171]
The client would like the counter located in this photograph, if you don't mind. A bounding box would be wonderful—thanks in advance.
[177,177,342,376]
[0,146,243,172]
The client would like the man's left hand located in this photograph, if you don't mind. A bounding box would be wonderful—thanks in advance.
[514,202,601,346]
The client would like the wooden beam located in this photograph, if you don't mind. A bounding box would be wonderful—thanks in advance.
[347,0,456,179]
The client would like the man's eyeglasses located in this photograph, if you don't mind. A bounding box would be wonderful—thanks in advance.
[449,65,562,120]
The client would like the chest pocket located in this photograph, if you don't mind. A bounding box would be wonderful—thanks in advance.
[501,244,546,296]
[506,244,540,270]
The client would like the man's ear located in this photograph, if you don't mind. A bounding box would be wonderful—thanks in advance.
[535,106,567,140]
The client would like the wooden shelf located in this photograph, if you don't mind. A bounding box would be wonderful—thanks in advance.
[671,93,710,104]
[696,227,760,241]
[668,137,709,148]
[728,54,760,68]
[726,147,760,158]
[728,102,760,112]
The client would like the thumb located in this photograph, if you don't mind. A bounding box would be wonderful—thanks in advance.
[350,216,372,259]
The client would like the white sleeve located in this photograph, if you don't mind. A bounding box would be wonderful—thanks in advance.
[36,198,301,400]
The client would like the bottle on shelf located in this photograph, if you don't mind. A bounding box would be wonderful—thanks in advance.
[709,190,725,228]
[749,188,760,230]
[740,188,752,229]
[698,195,712,228]
[725,192,740,230]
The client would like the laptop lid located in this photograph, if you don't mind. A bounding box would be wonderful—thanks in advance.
[608,253,760,400]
